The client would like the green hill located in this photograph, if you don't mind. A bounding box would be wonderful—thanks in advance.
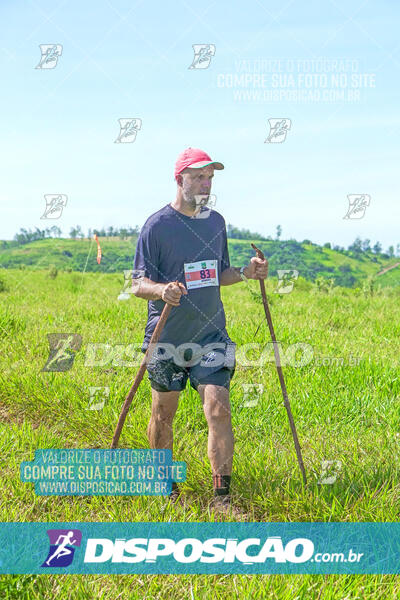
[0,236,399,289]
[0,237,139,275]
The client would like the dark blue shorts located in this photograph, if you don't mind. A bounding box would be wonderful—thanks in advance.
[143,340,236,393]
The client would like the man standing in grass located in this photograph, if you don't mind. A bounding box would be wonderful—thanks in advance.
[132,147,268,514]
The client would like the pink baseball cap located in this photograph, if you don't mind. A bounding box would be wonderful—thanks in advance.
[174,147,224,181]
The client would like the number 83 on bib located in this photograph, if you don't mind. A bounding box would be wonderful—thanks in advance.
[184,259,219,290]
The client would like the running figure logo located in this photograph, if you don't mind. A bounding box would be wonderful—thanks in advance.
[41,333,82,372]
[41,529,82,568]
[40,194,68,219]
[35,44,63,69]
[188,44,216,69]
[114,118,142,143]
[343,194,371,219]
[275,269,299,294]
[264,118,291,143]
[241,383,264,407]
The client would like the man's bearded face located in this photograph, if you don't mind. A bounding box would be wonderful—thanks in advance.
[181,166,214,210]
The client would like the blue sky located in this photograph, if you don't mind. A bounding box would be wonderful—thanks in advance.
[1,0,399,250]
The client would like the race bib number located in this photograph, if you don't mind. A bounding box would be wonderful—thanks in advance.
[184,259,218,290]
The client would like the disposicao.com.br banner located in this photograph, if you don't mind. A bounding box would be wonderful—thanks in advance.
[1,522,400,574]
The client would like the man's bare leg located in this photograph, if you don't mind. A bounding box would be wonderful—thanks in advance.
[197,384,234,477]
[147,388,181,502]
[197,383,245,516]
[147,388,180,452]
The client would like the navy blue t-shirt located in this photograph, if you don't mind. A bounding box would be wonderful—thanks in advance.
[133,203,232,351]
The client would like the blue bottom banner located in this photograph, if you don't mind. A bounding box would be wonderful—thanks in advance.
[1,522,400,574]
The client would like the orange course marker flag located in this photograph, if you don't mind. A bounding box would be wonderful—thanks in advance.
[93,234,102,264]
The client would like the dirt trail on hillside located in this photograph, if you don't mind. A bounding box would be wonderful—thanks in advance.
[377,262,400,276]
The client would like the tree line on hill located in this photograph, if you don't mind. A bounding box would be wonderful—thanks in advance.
[3,225,400,261]
[68,226,140,239]
[12,226,63,245]
[3,225,140,247]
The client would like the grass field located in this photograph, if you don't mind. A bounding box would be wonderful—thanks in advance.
[1,267,400,598]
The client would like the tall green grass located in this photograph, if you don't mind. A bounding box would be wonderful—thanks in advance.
[1,268,400,598]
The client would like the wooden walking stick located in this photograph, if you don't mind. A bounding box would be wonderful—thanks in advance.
[111,286,177,449]
[251,243,307,485]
